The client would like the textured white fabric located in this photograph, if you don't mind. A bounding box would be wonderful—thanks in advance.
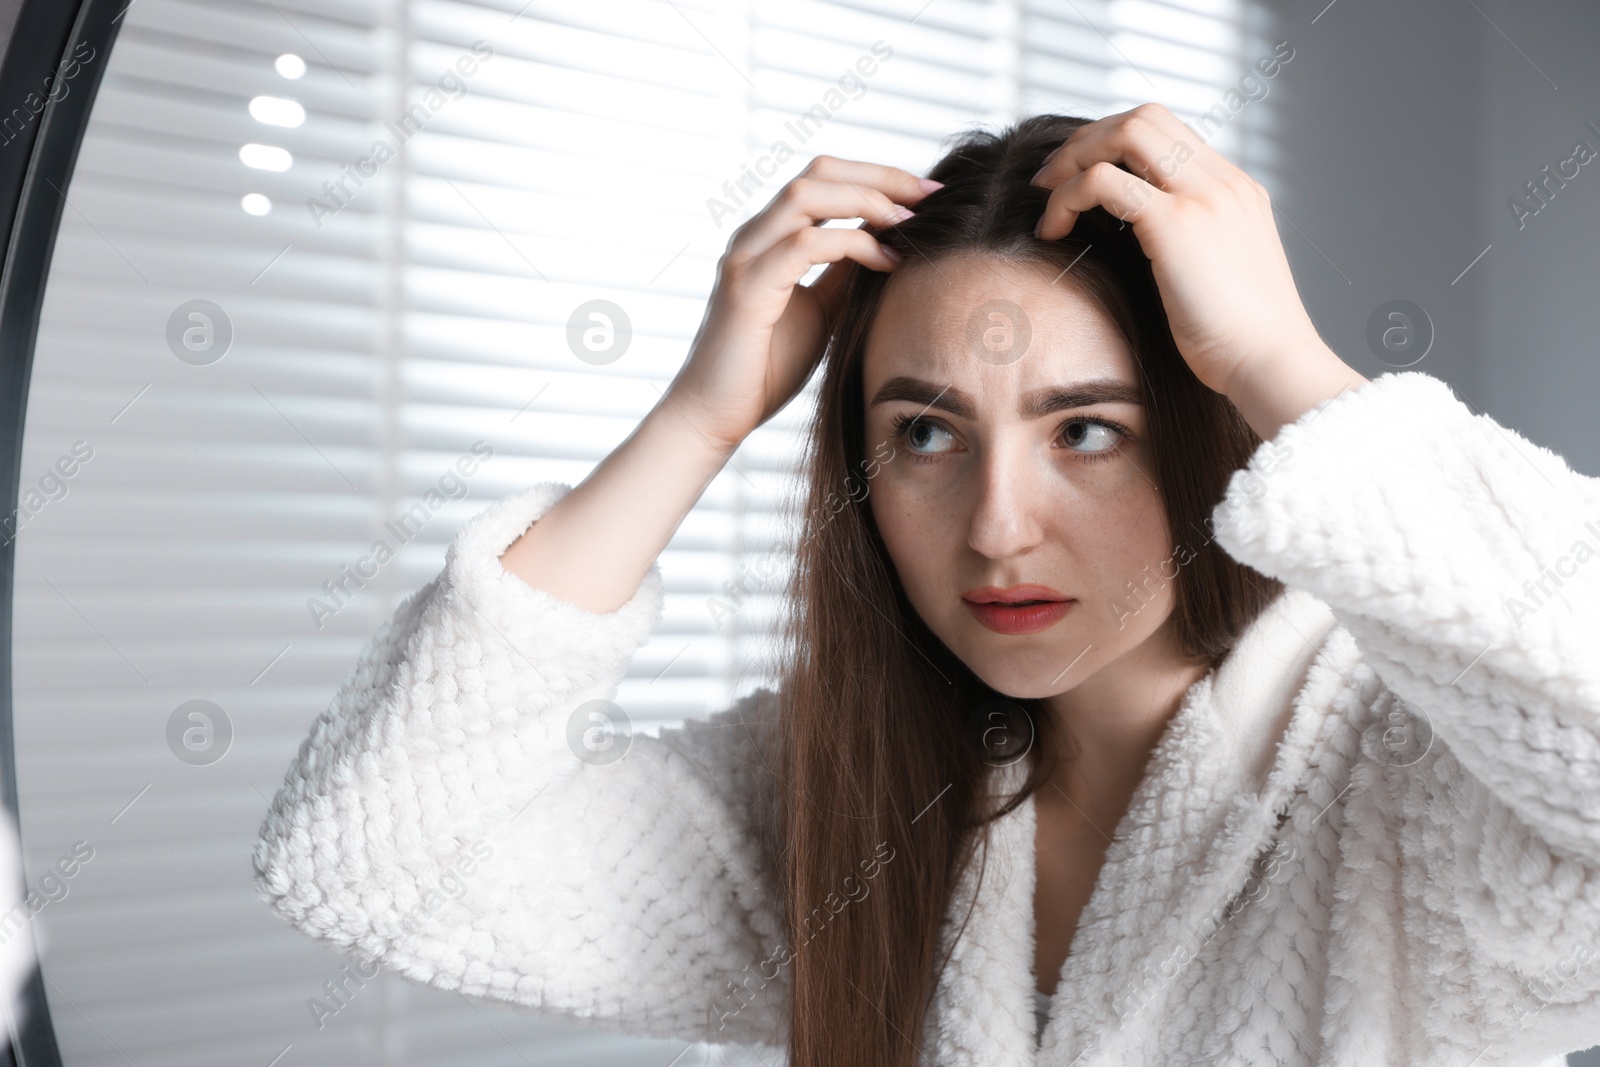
[253,371,1600,1065]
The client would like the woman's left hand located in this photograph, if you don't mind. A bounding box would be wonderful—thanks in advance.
[1028,103,1367,436]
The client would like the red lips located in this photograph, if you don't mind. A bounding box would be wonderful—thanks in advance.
[961,585,1075,635]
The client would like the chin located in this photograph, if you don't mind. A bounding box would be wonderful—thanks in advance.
[956,644,1088,702]
[988,674,1079,701]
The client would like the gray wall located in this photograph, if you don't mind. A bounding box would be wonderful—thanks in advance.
[1263,0,1600,478]
[1478,2,1600,478]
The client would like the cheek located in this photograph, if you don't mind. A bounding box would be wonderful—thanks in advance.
[869,478,955,592]
[1071,483,1174,600]
[869,477,919,560]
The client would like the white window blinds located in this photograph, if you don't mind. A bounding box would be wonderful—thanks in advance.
[10,1,1271,1064]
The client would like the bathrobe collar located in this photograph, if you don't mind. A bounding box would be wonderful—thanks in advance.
[919,586,1340,1066]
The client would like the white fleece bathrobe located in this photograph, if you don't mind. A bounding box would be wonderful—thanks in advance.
[253,371,1600,1066]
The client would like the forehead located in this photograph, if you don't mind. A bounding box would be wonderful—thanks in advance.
[863,252,1138,389]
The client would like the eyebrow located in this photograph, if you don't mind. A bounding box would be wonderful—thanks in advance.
[867,375,1143,420]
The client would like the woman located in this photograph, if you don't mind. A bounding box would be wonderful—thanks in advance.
[253,107,1600,1066]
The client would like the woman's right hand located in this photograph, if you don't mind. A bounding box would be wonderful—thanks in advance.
[502,159,939,614]
[665,155,942,451]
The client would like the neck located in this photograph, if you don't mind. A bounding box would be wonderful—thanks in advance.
[1037,615,1213,828]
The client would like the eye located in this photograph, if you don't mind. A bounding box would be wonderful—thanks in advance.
[1061,417,1127,463]
[888,412,955,460]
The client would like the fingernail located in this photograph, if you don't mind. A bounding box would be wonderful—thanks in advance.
[887,205,915,224]
[918,178,944,193]
[881,243,904,263]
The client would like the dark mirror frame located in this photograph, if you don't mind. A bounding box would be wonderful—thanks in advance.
[0,0,125,1062]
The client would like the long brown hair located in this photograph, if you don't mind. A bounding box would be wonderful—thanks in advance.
[768,112,1284,1066]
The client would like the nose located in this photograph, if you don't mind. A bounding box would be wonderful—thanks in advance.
[965,433,1047,560]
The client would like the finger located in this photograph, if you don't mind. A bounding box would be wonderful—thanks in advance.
[1031,104,1219,192]
[733,155,938,251]
[744,226,902,297]
[735,174,915,257]
[1030,103,1227,196]
[1034,160,1172,241]
[804,154,941,216]
[804,255,857,324]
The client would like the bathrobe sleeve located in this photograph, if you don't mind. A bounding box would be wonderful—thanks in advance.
[251,482,790,1049]
[1209,369,1600,1057]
